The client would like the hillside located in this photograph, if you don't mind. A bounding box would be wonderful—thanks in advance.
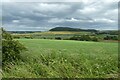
[49,27,98,32]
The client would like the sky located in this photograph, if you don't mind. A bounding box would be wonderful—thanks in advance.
[1,0,119,31]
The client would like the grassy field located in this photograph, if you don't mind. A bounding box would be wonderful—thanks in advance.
[3,39,118,78]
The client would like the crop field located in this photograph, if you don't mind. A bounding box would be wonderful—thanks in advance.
[12,31,92,39]
[3,39,118,78]
[12,31,91,35]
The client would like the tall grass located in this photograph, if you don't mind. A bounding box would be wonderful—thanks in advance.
[3,39,118,78]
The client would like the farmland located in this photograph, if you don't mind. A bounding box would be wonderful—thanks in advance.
[12,31,93,40]
[11,29,118,42]
[3,39,118,78]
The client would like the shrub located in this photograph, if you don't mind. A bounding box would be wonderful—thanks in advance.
[70,35,91,41]
[24,36,33,39]
[55,37,62,40]
[69,35,98,42]
[2,28,27,66]
[43,37,46,39]
[104,36,118,40]
[80,35,91,41]
[70,36,80,40]
[13,36,20,39]
[91,37,98,42]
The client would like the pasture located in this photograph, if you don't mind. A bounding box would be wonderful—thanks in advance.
[3,39,118,78]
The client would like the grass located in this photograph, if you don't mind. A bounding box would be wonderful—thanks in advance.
[3,39,118,78]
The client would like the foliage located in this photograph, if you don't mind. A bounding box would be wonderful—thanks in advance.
[70,35,98,42]
[2,29,27,66]
[104,36,118,40]
[55,37,62,40]
[91,37,99,42]
[79,35,91,41]
[96,31,119,35]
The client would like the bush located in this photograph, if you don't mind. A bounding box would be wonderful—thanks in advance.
[70,36,80,40]
[24,36,33,39]
[2,29,27,66]
[91,37,98,42]
[43,37,46,39]
[70,35,91,41]
[104,36,118,40]
[69,35,98,42]
[80,35,91,41]
[55,37,62,40]
[13,36,20,39]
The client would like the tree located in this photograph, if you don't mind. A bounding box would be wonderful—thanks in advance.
[2,28,27,66]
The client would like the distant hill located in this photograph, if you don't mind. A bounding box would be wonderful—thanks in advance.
[49,27,98,32]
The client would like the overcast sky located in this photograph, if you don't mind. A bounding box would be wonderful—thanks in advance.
[1,0,119,31]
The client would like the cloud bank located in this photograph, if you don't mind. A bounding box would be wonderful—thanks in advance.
[2,0,118,31]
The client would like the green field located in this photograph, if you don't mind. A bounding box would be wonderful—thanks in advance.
[3,39,118,78]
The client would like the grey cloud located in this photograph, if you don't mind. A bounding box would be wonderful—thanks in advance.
[2,1,118,31]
